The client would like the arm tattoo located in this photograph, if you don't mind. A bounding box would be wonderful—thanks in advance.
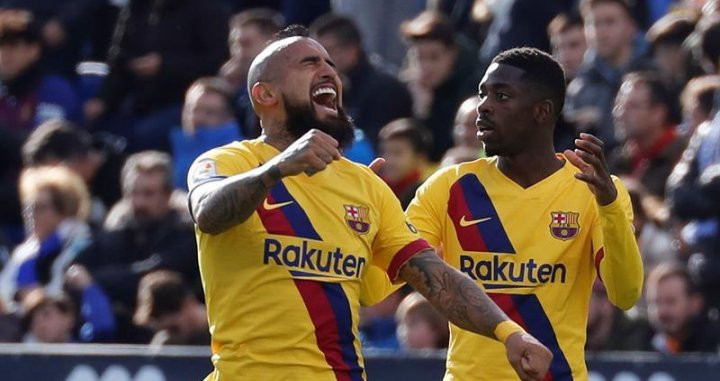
[398,250,509,339]
[193,165,282,235]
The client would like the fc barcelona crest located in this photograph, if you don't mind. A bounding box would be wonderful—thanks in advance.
[344,204,371,235]
[549,211,580,240]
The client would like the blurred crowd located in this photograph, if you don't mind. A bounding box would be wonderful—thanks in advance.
[0,0,718,356]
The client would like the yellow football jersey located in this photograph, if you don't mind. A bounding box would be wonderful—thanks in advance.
[406,155,642,381]
[188,138,430,381]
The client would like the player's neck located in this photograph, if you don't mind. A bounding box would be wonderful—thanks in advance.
[261,119,296,151]
[497,145,563,189]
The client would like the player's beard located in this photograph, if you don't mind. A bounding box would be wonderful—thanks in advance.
[283,95,355,150]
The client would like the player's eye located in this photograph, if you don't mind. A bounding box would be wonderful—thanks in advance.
[496,92,509,101]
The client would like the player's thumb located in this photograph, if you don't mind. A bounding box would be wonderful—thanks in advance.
[368,157,385,174]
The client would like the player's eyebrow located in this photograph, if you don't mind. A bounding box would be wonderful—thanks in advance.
[299,55,336,68]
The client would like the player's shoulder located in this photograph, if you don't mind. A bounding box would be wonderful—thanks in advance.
[194,138,265,165]
[425,157,496,186]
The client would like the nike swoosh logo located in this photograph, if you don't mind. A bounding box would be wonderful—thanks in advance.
[263,199,294,210]
[459,216,491,227]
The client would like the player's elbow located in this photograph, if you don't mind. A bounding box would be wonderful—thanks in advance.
[611,285,642,310]
[194,208,226,235]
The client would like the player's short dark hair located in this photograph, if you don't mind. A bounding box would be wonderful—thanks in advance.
[491,47,566,118]
[378,118,433,155]
[309,13,362,46]
[134,271,191,326]
[400,10,456,47]
[22,119,93,166]
[274,24,309,40]
[646,12,697,48]
[580,0,633,20]
[230,8,283,37]
[548,12,584,37]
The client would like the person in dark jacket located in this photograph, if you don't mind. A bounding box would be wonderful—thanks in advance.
[310,13,413,148]
[84,0,229,152]
[399,10,480,161]
[75,151,197,315]
[565,0,655,151]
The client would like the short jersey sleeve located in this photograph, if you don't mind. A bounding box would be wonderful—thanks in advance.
[406,167,451,248]
[187,144,257,191]
[369,176,431,283]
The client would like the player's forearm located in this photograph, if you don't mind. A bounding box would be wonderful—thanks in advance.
[193,164,282,235]
[398,250,510,339]
[598,200,644,310]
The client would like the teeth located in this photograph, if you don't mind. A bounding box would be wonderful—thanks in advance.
[312,87,337,97]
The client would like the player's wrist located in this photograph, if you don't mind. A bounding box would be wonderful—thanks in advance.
[494,320,525,344]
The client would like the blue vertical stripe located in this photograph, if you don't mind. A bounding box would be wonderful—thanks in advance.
[512,294,573,380]
[269,182,322,240]
[458,175,515,253]
[322,283,364,381]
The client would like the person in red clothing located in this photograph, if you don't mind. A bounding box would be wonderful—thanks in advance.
[609,71,686,197]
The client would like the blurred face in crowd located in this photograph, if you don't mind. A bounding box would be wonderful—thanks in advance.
[453,98,483,149]
[550,25,587,80]
[230,24,272,79]
[647,275,699,338]
[154,300,198,344]
[407,40,457,89]
[24,189,64,240]
[398,311,441,349]
[653,43,688,81]
[127,170,171,221]
[586,282,614,332]
[316,34,360,74]
[0,40,40,80]
[613,81,666,143]
[380,138,421,183]
[584,3,636,62]
[183,88,232,133]
[30,302,75,343]
[271,38,355,148]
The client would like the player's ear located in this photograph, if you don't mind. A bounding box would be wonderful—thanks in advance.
[534,99,553,124]
[251,82,278,107]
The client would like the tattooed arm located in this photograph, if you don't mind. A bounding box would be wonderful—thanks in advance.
[191,129,342,235]
[398,249,507,338]
[398,250,554,381]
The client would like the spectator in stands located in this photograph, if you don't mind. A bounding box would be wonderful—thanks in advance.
[310,14,413,148]
[680,75,720,135]
[378,118,435,209]
[666,16,720,309]
[170,78,242,191]
[565,0,654,151]
[359,287,409,350]
[586,280,650,351]
[646,264,720,353]
[22,119,107,224]
[220,8,282,138]
[0,299,21,342]
[134,271,208,346]
[0,166,91,312]
[610,72,685,198]
[0,10,81,132]
[452,97,483,151]
[63,264,115,342]
[84,0,229,152]
[0,0,98,79]
[646,11,701,123]
[400,11,480,161]
[548,12,588,83]
[440,146,481,167]
[395,292,449,350]
[75,151,197,316]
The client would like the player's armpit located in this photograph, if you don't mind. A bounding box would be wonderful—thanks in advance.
[396,249,508,339]
[191,164,282,235]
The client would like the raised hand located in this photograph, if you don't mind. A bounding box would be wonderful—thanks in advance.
[273,129,342,177]
[505,332,553,381]
[564,133,617,206]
